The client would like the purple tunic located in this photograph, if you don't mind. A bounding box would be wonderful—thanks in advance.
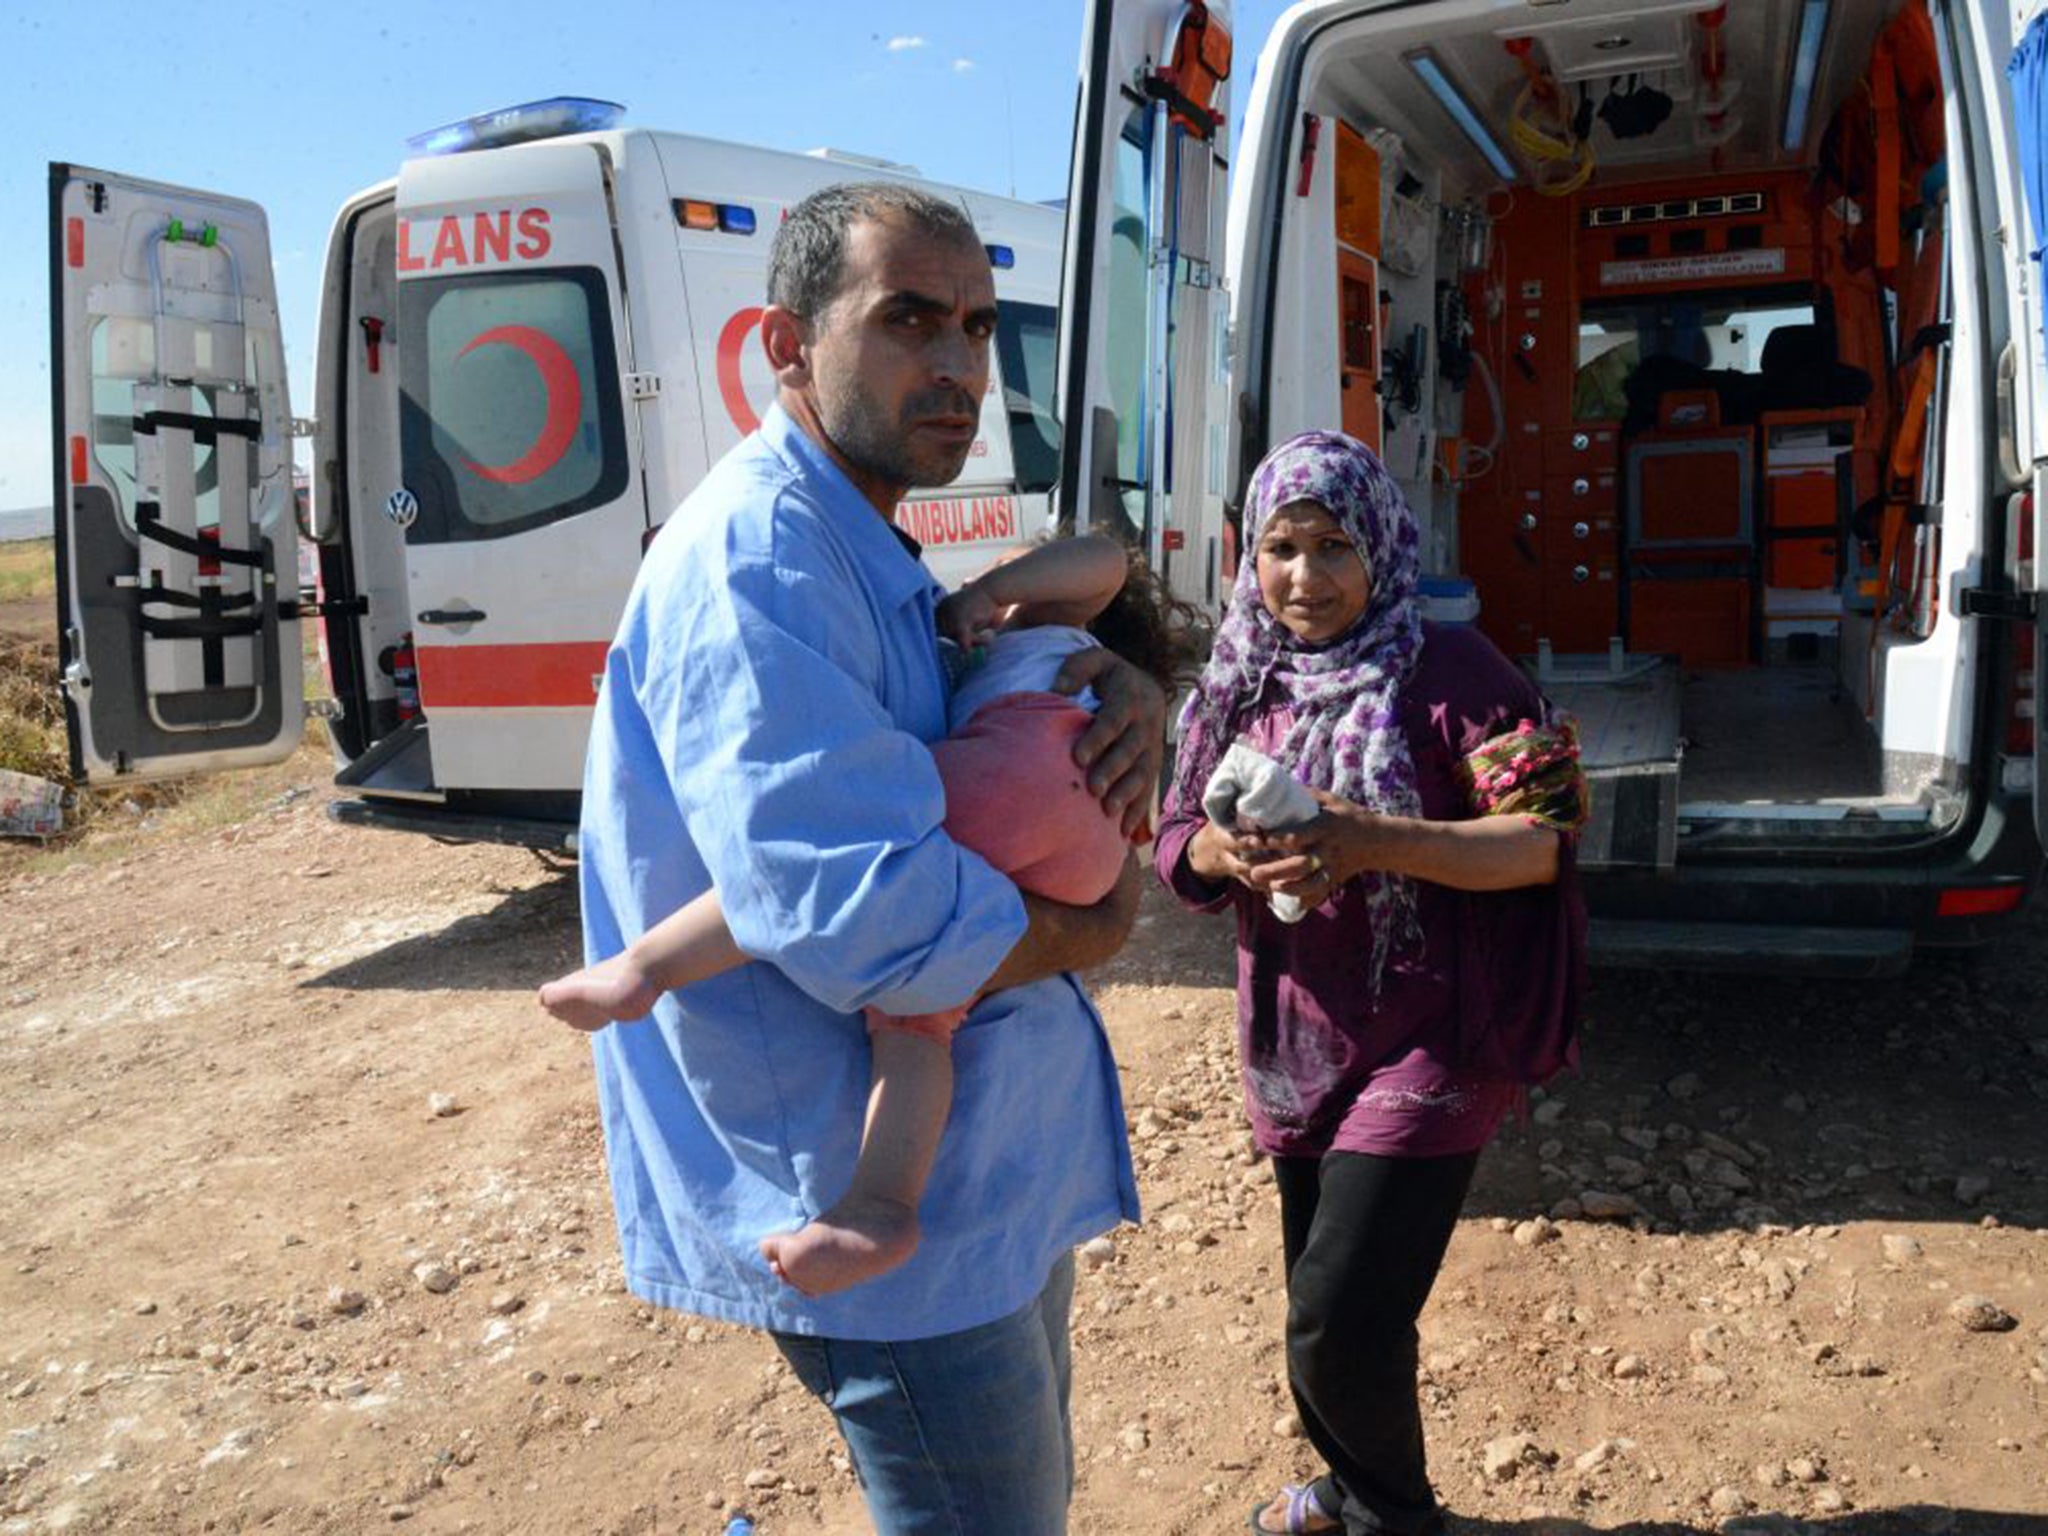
[1155,623,1585,1160]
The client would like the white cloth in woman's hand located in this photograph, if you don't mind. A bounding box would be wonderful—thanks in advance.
[1202,743,1320,923]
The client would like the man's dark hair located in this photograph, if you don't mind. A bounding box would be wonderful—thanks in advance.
[767,182,983,322]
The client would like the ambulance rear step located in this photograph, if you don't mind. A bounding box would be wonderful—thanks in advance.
[333,717,440,802]
[327,794,578,854]
[1586,918,1914,978]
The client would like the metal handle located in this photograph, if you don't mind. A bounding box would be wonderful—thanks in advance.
[1518,332,1537,352]
[417,607,488,626]
[1571,432,1590,451]
[1573,521,1591,539]
[1572,477,1590,496]
[1572,564,1591,583]
[1518,512,1539,531]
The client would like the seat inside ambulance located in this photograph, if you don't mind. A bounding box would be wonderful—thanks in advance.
[1272,0,1968,865]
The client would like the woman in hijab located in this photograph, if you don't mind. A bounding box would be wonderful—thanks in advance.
[1154,431,1587,1536]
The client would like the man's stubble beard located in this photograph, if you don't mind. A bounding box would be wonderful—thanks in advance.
[820,376,980,493]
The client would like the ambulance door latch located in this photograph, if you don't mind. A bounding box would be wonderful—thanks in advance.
[626,372,661,401]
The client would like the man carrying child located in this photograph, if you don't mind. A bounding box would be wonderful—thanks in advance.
[572,182,1164,1532]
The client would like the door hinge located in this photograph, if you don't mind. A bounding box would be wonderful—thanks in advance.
[625,372,661,401]
[304,698,345,722]
[289,417,319,438]
[1957,587,2040,623]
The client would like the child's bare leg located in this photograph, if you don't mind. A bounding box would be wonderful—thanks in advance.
[760,1026,954,1296]
[538,889,746,1032]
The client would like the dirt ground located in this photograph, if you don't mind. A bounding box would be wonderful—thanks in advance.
[0,748,2044,1536]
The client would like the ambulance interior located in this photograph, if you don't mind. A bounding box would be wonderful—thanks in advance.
[1265,0,1985,866]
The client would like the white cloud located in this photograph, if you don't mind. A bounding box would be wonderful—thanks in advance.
[951,57,975,73]
[885,35,926,51]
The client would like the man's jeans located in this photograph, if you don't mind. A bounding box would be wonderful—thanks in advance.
[771,1254,1076,1534]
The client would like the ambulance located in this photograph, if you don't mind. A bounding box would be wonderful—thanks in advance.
[1053,0,2046,970]
[47,103,1062,845]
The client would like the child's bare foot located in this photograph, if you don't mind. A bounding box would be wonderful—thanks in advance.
[537,955,659,1033]
[758,1195,920,1296]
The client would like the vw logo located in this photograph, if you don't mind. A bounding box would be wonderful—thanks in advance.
[384,488,419,528]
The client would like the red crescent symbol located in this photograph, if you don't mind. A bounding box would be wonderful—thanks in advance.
[715,307,766,435]
[455,324,582,485]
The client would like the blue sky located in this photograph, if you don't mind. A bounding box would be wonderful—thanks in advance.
[1,0,1286,515]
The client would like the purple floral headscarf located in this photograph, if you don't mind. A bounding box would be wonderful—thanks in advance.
[1168,430,1426,993]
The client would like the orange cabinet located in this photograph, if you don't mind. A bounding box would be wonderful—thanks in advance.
[1337,249,1382,453]
[1334,122,1381,258]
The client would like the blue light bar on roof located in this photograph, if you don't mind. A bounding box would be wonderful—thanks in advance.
[1781,0,1831,152]
[406,97,626,157]
[1403,50,1518,185]
[985,244,1016,269]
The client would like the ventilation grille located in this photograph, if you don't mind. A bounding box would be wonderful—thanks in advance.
[1582,191,1767,228]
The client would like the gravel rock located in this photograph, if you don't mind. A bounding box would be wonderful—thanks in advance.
[1482,1434,1551,1481]
[1709,1484,1752,1516]
[327,1287,367,1316]
[1578,1189,1641,1221]
[1078,1237,1117,1271]
[1949,1294,2018,1332]
[427,1093,461,1118]
[413,1263,457,1295]
[1512,1218,1560,1247]
[1953,1173,1993,1205]
[1574,1437,1631,1472]
[1666,1072,1704,1101]
[1612,1353,1648,1380]
[1880,1234,1922,1264]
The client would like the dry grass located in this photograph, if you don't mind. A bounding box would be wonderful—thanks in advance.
[0,630,191,849]
[0,538,54,604]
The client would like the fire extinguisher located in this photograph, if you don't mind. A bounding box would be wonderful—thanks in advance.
[393,631,420,720]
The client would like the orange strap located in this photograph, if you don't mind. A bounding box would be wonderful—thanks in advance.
[1889,350,1938,485]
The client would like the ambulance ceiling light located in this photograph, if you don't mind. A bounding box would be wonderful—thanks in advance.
[1780,0,1830,152]
[407,97,626,157]
[1402,50,1518,184]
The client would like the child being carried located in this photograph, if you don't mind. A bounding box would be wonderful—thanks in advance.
[540,534,1203,1296]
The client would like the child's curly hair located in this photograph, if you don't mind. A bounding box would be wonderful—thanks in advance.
[1085,539,1212,696]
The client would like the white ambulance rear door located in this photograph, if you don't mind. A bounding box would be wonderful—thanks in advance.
[48,165,303,783]
[1056,0,1234,609]
[393,139,649,794]
[1962,4,2048,826]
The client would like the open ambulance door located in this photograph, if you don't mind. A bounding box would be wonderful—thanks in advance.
[48,166,303,783]
[1056,0,1234,609]
[1991,2,2048,838]
[392,141,648,796]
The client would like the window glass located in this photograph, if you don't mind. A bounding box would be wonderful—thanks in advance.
[1108,109,1151,505]
[1575,294,1815,421]
[400,269,626,542]
[995,300,1059,494]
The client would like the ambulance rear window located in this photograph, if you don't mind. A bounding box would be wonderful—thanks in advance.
[398,268,627,542]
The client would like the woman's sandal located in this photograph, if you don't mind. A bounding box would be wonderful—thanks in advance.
[1247,1481,1340,1534]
